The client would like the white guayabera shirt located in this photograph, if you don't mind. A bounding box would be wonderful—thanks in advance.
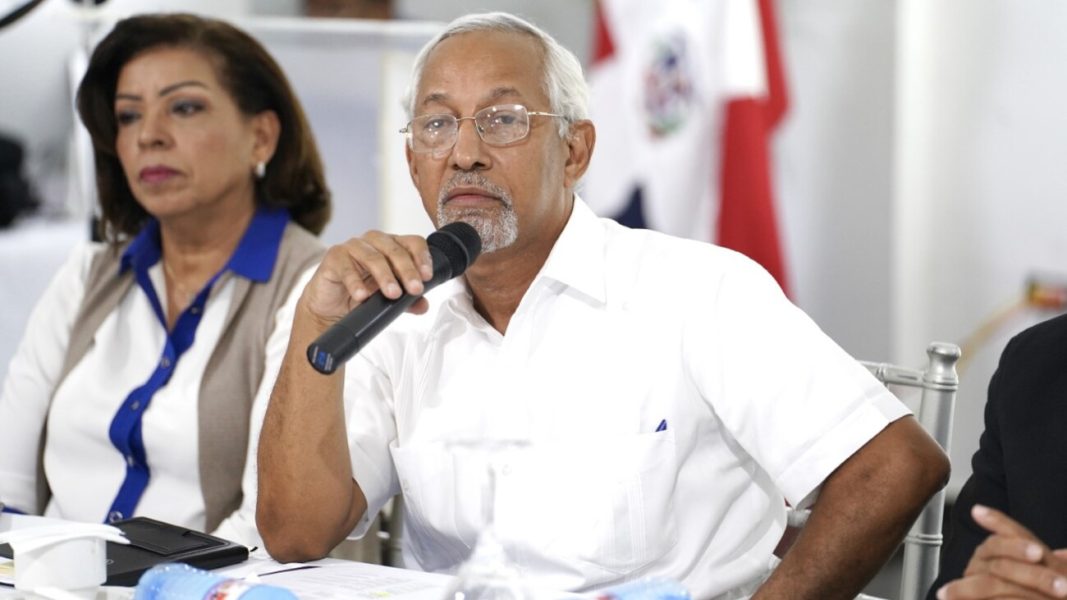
[341,198,908,599]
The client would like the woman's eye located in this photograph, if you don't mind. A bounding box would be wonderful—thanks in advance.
[115,110,139,126]
[171,100,204,116]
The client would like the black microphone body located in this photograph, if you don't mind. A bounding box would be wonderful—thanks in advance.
[307,222,481,375]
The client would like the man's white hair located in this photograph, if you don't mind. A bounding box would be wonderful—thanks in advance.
[402,12,589,137]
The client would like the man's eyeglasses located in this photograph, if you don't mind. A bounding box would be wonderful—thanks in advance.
[400,104,565,155]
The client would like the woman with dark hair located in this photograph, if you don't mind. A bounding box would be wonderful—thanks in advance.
[0,13,329,546]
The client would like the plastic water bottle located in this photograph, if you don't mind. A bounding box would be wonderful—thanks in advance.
[133,563,298,600]
[596,578,692,600]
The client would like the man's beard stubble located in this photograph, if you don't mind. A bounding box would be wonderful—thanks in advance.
[436,173,518,254]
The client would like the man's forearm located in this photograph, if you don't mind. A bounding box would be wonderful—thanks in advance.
[256,307,367,562]
[754,417,950,599]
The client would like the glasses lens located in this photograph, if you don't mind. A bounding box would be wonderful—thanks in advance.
[477,105,529,145]
[411,114,457,152]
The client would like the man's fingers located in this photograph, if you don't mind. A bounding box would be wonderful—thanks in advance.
[336,232,428,300]
[366,231,430,296]
[408,296,430,315]
[393,234,435,282]
[353,233,411,299]
[303,231,435,324]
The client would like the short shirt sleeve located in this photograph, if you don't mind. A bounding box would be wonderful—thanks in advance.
[343,352,402,539]
[683,250,910,507]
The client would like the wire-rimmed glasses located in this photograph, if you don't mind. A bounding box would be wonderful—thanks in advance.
[401,104,565,156]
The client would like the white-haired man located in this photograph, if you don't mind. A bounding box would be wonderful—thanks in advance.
[256,12,949,599]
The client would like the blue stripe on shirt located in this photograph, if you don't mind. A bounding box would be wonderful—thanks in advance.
[104,206,289,523]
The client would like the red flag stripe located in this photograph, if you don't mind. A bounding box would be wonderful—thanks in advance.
[718,99,788,294]
[592,0,616,64]
[716,0,790,295]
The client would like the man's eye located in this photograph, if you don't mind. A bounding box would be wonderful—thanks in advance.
[489,113,519,126]
[423,117,451,132]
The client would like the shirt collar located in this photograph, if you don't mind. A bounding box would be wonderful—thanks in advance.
[431,195,609,329]
[120,206,291,282]
[535,195,608,304]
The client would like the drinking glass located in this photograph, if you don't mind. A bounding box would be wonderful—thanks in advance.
[441,439,536,600]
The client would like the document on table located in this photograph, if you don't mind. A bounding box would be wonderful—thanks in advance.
[0,557,11,587]
[257,561,454,599]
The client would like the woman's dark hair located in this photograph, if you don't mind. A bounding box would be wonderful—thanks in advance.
[76,13,331,241]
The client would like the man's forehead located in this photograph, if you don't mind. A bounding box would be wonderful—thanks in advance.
[416,31,546,108]
[420,86,525,109]
[429,28,542,60]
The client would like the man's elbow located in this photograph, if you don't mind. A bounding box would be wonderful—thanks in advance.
[256,488,366,563]
[257,509,338,563]
[924,442,952,495]
[901,430,952,505]
[262,534,336,564]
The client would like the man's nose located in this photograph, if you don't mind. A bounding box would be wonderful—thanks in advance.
[449,118,490,171]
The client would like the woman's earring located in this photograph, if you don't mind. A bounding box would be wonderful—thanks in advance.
[254,161,266,179]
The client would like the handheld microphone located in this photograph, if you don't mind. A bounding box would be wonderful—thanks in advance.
[306,222,482,375]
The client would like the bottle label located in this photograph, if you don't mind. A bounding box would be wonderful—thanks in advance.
[208,579,257,599]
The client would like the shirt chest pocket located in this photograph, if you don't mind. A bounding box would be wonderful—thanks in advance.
[390,430,679,582]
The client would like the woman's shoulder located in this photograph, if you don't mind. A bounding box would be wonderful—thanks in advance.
[59,240,115,287]
[277,222,326,272]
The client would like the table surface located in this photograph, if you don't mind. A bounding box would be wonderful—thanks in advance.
[0,514,453,599]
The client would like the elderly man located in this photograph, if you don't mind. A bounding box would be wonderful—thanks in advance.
[256,11,948,599]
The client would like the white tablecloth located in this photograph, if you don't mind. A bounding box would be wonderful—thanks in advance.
[0,513,453,600]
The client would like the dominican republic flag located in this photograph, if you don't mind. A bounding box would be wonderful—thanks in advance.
[583,0,790,295]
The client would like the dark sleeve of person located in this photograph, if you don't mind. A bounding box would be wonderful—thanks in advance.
[926,314,1067,599]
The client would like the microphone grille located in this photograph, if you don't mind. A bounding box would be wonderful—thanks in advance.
[427,222,482,275]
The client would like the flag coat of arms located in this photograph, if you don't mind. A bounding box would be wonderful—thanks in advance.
[583,0,790,294]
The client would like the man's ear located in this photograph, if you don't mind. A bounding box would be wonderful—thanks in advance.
[562,120,596,189]
[251,110,281,166]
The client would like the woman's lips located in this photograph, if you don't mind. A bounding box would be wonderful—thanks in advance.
[139,166,179,183]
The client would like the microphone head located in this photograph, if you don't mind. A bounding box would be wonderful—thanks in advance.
[427,222,482,276]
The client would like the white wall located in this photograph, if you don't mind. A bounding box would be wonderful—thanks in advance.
[774,0,896,362]
[895,0,1067,495]
[395,0,593,64]
[778,0,1067,496]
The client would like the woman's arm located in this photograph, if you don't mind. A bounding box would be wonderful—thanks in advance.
[0,243,95,513]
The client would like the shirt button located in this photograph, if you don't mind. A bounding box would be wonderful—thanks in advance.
[126,455,135,467]
[190,306,201,315]
[108,511,124,522]
[160,357,171,369]
[130,400,141,411]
